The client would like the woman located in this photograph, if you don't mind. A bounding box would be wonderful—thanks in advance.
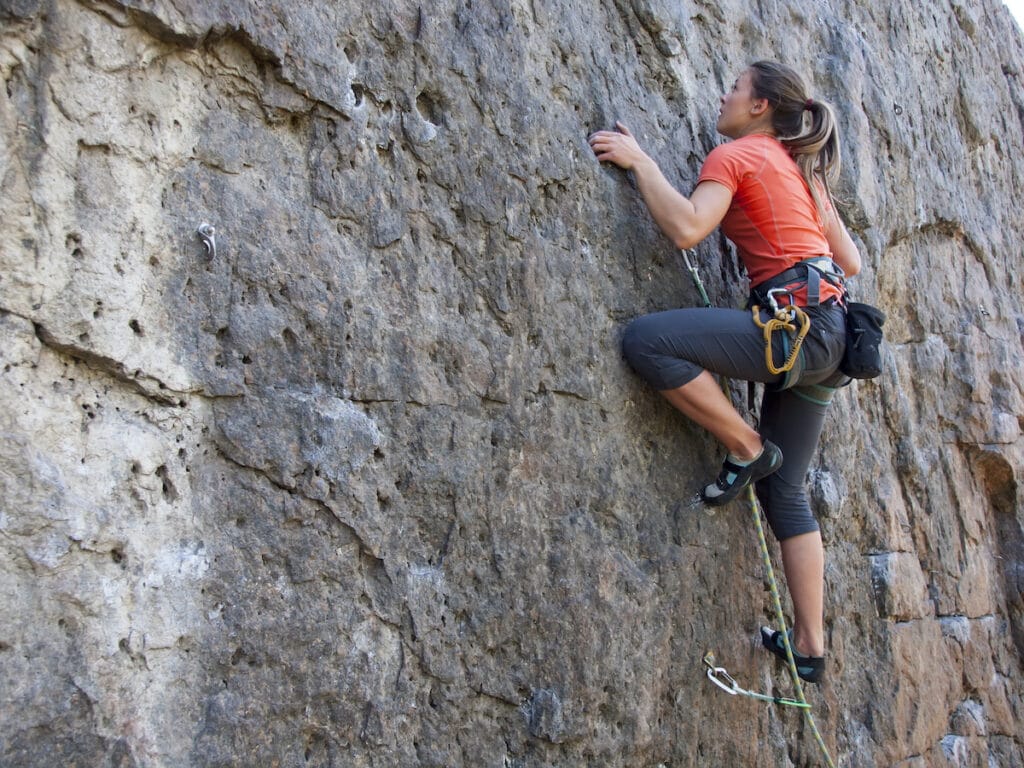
[588,61,862,683]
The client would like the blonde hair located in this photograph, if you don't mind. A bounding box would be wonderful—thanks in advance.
[748,60,841,216]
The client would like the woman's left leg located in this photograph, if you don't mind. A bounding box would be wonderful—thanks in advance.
[756,386,834,659]
[780,531,825,657]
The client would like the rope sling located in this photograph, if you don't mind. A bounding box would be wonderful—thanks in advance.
[752,302,811,375]
[681,249,837,768]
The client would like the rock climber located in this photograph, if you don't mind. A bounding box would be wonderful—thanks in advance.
[588,60,863,683]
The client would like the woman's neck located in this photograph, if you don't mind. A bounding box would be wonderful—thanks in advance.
[735,126,776,139]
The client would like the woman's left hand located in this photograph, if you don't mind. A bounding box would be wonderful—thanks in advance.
[588,122,651,171]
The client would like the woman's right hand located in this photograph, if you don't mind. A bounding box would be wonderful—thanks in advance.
[588,122,652,171]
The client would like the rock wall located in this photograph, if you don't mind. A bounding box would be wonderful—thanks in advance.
[2,0,1023,766]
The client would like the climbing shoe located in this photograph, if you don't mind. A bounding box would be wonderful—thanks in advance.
[701,440,783,507]
[760,627,825,684]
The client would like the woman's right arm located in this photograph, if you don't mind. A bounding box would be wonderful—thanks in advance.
[589,123,731,250]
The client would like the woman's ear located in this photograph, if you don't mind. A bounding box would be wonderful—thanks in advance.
[750,98,769,116]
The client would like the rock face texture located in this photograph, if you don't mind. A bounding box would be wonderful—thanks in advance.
[2,0,1023,766]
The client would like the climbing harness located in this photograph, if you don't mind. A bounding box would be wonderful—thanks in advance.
[748,255,846,310]
[679,249,837,768]
[746,255,845,380]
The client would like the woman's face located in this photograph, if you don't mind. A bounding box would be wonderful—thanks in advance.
[716,70,767,138]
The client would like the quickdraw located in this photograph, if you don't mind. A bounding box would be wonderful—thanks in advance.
[751,288,811,375]
[702,651,810,709]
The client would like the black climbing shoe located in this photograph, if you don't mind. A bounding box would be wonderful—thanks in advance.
[760,627,825,684]
[701,440,783,507]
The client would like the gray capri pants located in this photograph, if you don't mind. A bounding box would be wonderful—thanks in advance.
[622,302,847,541]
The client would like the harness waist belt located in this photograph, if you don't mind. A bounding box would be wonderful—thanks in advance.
[750,256,846,308]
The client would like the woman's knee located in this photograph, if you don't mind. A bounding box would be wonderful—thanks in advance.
[621,311,703,390]
[621,316,657,371]
[756,475,819,540]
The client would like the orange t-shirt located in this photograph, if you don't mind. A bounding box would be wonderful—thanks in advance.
[697,133,842,304]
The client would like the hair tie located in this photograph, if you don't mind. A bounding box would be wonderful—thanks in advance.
[804,98,814,110]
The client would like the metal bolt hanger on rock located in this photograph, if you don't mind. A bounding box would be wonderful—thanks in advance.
[197,222,217,259]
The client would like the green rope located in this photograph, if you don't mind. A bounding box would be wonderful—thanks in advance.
[746,485,836,768]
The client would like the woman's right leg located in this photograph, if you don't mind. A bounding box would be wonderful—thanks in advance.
[659,371,762,459]
[622,307,787,499]
[622,307,783,453]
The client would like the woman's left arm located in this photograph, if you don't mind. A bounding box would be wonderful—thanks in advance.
[823,207,862,277]
[589,123,731,250]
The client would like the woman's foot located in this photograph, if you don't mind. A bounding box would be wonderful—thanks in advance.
[701,440,783,506]
[760,627,825,684]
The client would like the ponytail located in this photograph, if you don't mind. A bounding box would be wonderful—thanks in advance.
[747,61,841,217]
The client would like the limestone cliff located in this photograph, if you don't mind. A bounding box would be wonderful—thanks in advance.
[1,0,1022,766]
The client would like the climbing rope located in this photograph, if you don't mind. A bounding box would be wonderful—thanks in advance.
[746,484,836,767]
[679,250,837,768]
